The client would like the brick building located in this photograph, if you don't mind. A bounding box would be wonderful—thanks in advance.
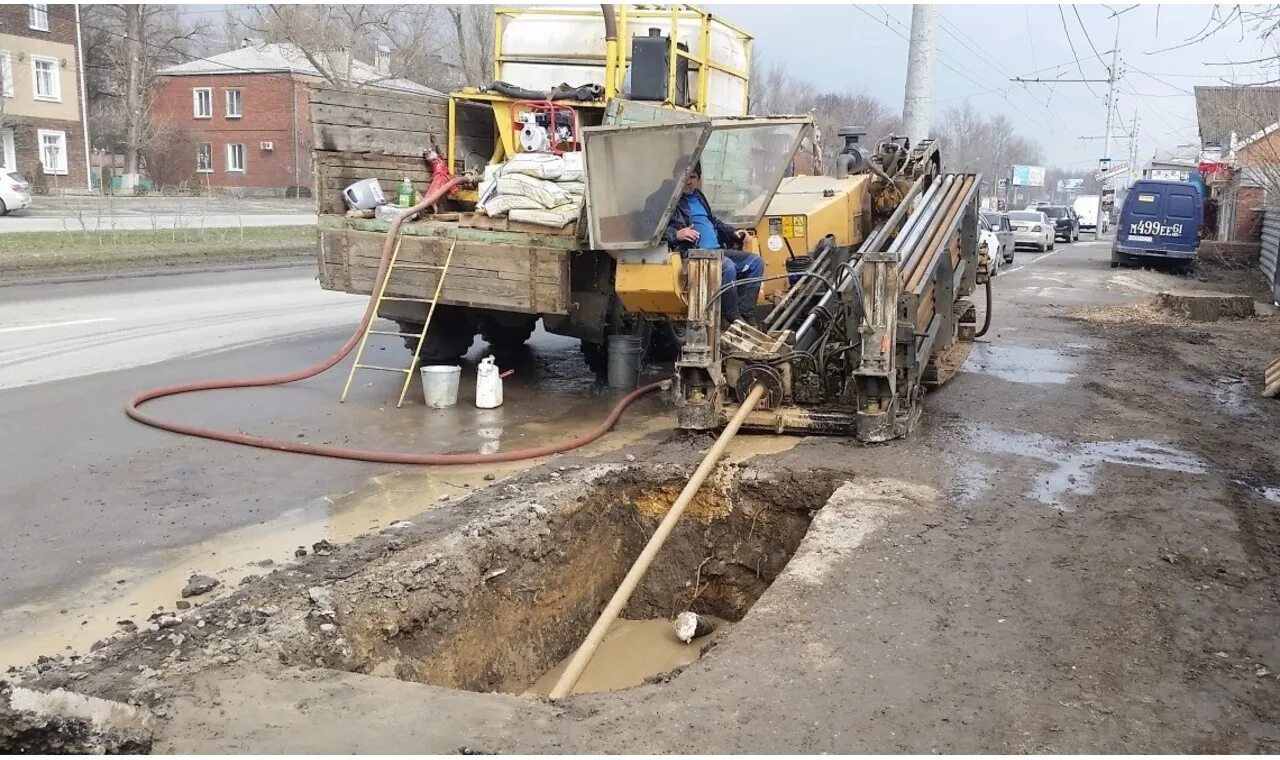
[0,3,91,191]
[151,42,439,194]
[1195,85,1280,243]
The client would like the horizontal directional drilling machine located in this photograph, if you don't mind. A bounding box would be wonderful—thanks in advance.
[581,116,988,440]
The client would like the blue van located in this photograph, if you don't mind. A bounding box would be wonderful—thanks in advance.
[1111,180,1203,270]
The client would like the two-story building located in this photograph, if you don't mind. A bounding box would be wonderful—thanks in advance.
[0,3,91,189]
[151,42,439,195]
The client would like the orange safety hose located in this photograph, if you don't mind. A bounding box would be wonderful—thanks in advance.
[126,177,668,465]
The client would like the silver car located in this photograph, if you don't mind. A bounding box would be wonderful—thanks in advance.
[1007,210,1054,252]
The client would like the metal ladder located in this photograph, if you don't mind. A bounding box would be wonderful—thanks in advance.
[341,236,458,407]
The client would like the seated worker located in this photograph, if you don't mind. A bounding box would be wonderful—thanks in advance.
[663,162,763,324]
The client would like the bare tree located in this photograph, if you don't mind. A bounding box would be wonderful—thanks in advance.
[243,5,456,88]
[81,5,199,188]
[444,5,495,88]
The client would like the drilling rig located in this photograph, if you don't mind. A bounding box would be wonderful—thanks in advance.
[580,117,989,442]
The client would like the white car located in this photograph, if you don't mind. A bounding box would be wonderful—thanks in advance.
[979,216,1003,276]
[1007,210,1054,252]
[0,171,31,215]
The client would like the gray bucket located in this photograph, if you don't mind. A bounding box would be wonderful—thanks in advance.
[606,334,643,388]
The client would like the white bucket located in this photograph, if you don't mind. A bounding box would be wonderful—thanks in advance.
[420,365,461,408]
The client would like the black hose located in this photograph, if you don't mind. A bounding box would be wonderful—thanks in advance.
[488,80,603,102]
[975,277,993,338]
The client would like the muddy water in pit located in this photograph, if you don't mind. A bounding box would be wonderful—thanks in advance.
[526,618,725,696]
[0,399,676,671]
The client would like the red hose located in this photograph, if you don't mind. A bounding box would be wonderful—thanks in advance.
[126,177,668,465]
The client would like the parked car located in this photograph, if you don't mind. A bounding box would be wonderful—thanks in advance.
[1033,204,1080,242]
[979,216,1002,276]
[0,171,31,215]
[1072,194,1108,234]
[1111,180,1203,272]
[1007,210,1055,252]
[980,211,1015,263]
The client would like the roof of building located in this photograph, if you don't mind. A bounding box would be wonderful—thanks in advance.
[157,42,443,97]
[1194,85,1280,148]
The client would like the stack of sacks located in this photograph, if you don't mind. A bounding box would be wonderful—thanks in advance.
[476,152,584,228]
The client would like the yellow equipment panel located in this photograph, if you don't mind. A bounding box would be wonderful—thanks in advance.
[615,253,687,315]
[754,175,869,300]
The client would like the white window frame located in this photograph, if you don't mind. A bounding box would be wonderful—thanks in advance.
[31,55,60,102]
[225,88,242,118]
[225,143,245,173]
[0,51,13,98]
[37,129,67,175]
[28,3,49,32]
[192,87,212,119]
[196,143,213,173]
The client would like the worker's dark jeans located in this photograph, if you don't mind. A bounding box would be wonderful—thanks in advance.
[719,250,765,323]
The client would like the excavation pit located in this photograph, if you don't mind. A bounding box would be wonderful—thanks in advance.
[288,465,841,696]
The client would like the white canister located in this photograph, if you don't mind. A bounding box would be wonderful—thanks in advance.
[475,356,503,408]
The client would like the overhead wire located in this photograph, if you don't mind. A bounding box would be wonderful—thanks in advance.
[1057,5,1101,98]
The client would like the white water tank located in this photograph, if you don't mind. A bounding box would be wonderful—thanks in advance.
[497,8,750,116]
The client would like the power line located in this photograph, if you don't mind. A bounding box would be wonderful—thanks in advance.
[1071,6,1107,69]
[1057,5,1100,98]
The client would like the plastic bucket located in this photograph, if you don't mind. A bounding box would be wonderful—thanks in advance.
[420,365,462,408]
[786,255,812,285]
[606,334,643,389]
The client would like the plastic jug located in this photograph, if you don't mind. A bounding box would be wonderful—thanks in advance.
[343,178,386,210]
[475,356,503,408]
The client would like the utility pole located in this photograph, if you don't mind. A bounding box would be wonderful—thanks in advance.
[1101,21,1121,169]
[123,4,143,190]
[901,4,938,147]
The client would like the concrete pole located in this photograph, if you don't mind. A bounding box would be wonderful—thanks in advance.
[1101,22,1120,166]
[901,4,939,147]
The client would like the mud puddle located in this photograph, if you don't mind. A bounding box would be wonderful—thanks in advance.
[526,617,726,696]
[965,423,1206,509]
[964,344,1078,384]
[0,415,672,671]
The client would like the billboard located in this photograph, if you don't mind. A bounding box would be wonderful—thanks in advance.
[1057,178,1084,192]
[1011,165,1045,187]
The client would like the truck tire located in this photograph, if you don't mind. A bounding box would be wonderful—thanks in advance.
[580,340,607,376]
[480,317,537,349]
[396,308,475,366]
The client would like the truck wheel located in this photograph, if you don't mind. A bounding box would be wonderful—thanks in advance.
[396,308,475,365]
[580,340,607,376]
[480,317,537,349]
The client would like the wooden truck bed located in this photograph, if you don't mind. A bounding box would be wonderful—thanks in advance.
[317,216,578,315]
[311,86,582,316]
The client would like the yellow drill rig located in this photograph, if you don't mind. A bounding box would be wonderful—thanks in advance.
[581,119,990,442]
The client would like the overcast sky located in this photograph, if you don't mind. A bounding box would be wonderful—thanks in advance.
[719,3,1279,169]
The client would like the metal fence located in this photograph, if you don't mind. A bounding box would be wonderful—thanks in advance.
[1263,209,1280,305]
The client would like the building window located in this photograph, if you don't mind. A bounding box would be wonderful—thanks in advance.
[28,3,49,31]
[193,87,212,118]
[32,56,60,101]
[0,52,12,98]
[38,129,67,175]
[226,143,245,173]
[196,143,212,173]
[225,89,242,118]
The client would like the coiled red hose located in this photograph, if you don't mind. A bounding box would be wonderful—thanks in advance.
[126,177,668,465]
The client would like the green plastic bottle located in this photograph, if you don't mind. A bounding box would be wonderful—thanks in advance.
[396,177,414,207]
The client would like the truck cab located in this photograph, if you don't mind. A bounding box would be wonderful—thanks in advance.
[1111,180,1203,271]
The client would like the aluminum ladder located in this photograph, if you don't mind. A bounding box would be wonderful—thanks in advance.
[340,237,458,407]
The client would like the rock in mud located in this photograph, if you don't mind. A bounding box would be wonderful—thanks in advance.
[308,587,336,618]
[312,540,335,556]
[181,574,220,598]
[0,684,154,753]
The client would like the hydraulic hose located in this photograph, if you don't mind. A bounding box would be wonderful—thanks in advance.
[975,276,993,338]
[126,177,667,465]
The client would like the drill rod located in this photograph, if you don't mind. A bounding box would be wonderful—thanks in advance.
[547,383,768,700]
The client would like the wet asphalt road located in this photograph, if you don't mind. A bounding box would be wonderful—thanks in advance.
[0,232,1191,664]
[0,265,665,620]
